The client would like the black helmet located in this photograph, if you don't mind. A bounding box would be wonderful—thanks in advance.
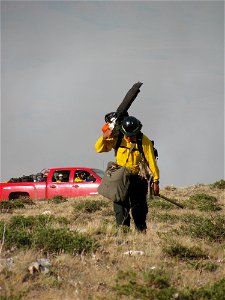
[120,116,142,136]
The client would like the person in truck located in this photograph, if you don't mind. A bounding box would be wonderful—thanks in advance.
[74,171,87,182]
[56,174,64,182]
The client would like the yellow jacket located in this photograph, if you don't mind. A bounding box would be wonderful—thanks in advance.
[74,177,84,182]
[95,134,159,182]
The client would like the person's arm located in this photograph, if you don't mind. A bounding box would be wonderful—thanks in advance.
[142,136,160,195]
[95,129,116,153]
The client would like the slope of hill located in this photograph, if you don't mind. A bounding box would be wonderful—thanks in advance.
[0,181,224,299]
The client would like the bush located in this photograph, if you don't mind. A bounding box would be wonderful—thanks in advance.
[149,211,180,223]
[73,200,109,213]
[143,268,170,289]
[148,199,175,210]
[0,215,97,254]
[113,270,225,300]
[211,179,225,190]
[32,227,98,254]
[179,279,225,300]
[50,195,68,204]
[191,261,218,272]
[113,269,175,300]
[0,200,25,212]
[180,215,225,242]
[163,242,208,260]
[185,194,221,211]
[8,215,55,229]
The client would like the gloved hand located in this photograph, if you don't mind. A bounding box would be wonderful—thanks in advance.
[102,123,113,139]
[153,182,160,196]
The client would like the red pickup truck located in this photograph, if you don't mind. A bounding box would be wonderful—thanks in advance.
[0,167,104,201]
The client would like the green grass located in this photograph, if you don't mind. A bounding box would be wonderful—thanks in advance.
[180,279,225,300]
[113,268,175,300]
[49,195,68,204]
[113,269,225,300]
[149,211,180,223]
[148,198,175,210]
[179,215,225,242]
[163,242,208,260]
[0,215,97,254]
[73,199,109,213]
[185,193,221,211]
[0,200,25,211]
[190,261,219,272]
[32,227,98,254]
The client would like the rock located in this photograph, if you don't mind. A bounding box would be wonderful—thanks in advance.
[28,258,51,274]
[28,262,40,274]
[123,250,144,256]
[42,210,52,215]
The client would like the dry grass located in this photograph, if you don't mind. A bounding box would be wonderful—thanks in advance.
[0,183,224,299]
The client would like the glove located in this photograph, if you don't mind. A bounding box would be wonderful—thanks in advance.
[102,123,113,139]
[153,182,159,196]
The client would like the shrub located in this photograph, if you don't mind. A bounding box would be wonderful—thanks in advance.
[50,195,68,204]
[0,200,25,212]
[2,227,32,249]
[179,279,225,300]
[113,271,225,300]
[163,242,208,260]
[113,269,176,300]
[0,215,97,254]
[8,215,54,229]
[14,197,35,205]
[185,194,221,211]
[149,211,180,223]
[148,199,175,210]
[73,200,109,213]
[191,261,218,272]
[180,215,225,242]
[32,227,98,254]
[143,268,170,289]
[211,179,225,190]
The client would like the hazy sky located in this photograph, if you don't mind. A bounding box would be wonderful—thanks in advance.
[1,1,224,187]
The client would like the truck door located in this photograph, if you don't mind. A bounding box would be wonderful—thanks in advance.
[70,169,99,197]
[46,170,71,199]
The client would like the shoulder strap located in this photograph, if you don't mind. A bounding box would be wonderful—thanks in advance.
[114,132,124,156]
[115,131,147,161]
[136,132,148,162]
[136,132,143,154]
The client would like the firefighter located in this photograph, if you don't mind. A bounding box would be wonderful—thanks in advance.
[95,116,160,232]
[74,171,86,182]
[56,174,64,182]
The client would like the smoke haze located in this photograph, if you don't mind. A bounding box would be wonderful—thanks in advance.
[1,1,224,186]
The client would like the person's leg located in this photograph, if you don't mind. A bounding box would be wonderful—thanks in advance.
[113,201,130,227]
[129,176,148,231]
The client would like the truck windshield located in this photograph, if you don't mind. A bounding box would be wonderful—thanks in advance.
[91,169,104,179]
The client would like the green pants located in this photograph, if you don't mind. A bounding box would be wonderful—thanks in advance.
[113,175,148,231]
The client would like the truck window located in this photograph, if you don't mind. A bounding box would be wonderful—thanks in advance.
[91,168,104,179]
[52,170,70,182]
[74,170,96,182]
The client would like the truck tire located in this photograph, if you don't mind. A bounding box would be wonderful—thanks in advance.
[9,192,30,200]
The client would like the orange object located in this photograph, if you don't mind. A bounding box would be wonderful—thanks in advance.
[102,123,110,133]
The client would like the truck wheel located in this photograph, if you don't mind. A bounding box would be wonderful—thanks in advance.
[9,192,30,201]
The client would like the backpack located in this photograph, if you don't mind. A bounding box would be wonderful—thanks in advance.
[114,131,158,160]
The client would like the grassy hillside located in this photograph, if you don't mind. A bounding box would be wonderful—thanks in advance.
[0,180,224,300]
